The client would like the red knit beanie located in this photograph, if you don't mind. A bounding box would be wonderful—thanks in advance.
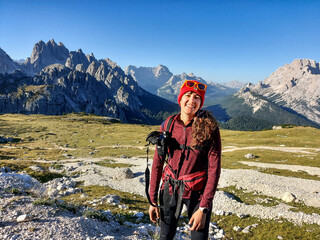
[177,80,206,109]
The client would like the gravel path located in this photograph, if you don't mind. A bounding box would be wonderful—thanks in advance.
[58,156,320,226]
[212,191,320,225]
[240,161,320,177]
[218,168,320,208]
[222,145,319,154]
[64,157,147,197]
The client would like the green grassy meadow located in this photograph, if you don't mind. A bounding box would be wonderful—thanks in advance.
[1,114,320,239]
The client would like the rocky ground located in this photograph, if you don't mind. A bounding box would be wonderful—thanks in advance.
[1,145,320,239]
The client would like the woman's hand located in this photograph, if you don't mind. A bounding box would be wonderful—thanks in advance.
[189,209,206,231]
[149,205,160,223]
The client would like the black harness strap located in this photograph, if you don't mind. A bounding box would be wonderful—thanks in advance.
[145,144,159,208]
[145,115,176,208]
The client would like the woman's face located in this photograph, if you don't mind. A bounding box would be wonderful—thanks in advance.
[180,91,201,117]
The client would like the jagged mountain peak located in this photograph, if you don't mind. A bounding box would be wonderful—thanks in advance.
[65,49,90,70]
[103,58,118,69]
[187,73,195,78]
[222,80,248,89]
[49,39,57,47]
[265,58,320,86]
[58,42,65,47]
[153,64,171,76]
[0,47,20,74]
[124,64,173,94]
[237,58,320,125]
[290,58,319,71]
[28,39,69,74]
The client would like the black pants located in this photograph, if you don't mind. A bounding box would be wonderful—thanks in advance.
[159,193,211,240]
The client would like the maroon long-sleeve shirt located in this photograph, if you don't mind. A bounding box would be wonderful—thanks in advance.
[149,114,221,209]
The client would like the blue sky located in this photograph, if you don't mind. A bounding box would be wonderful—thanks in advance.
[0,0,319,84]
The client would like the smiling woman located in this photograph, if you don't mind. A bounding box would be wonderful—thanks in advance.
[148,80,221,240]
[178,80,207,124]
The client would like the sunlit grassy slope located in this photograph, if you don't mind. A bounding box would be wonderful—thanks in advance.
[1,114,320,239]
[1,113,319,164]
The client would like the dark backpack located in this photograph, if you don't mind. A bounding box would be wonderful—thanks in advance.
[145,115,208,219]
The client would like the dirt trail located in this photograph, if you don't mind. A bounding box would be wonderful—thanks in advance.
[222,145,319,154]
[26,144,320,225]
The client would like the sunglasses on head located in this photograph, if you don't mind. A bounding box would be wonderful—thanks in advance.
[181,80,207,91]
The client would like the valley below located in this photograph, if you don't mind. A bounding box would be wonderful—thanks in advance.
[0,114,319,239]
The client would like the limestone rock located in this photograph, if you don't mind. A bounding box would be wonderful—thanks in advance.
[238,59,320,125]
[233,226,242,232]
[113,168,134,180]
[0,40,179,125]
[282,192,296,203]
[125,65,239,104]
[16,214,33,223]
[27,39,69,75]
[0,166,12,173]
[0,48,20,74]
[29,165,45,172]
[244,153,255,159]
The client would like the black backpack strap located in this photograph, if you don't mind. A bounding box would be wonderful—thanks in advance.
[145,143,159,207]
[165,114,176,133]
[145,115,176,209]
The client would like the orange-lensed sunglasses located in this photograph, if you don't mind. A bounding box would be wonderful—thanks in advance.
[181,80,207,91]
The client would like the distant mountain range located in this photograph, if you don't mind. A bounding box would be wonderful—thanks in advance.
[124,65,245,105]
[125,60,320,130]
[0,39,319,130]
[0,40,179,124]
[208,59,320,130]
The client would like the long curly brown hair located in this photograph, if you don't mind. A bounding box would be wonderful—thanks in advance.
[192,110,218,148]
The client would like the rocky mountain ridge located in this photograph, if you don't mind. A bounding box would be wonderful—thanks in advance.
[236,59,320,125]
[0,40,178,124]
[1,40,319,129]
[0,48,20,74]
[124,65,173,94]
[125,65,242,105]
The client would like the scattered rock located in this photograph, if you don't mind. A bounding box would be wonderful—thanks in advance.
[80,193,88,198]
[113,168,134,180]
[233,226,242,232]
[134,212,144,218]
[214,230,224,239]
[118,204,128,210]
[237,213,249,219]
[242,225,252,233]
[244,153,256,159]
[44,177,82,197]
[16,214,33,223]
[101,194,121,205]
[0,172,43,194]
[62,153,73,158]
[215,209,225,216]
[282,192,296,203]
[66,166,77,171]
[0,136,14,143]
[0,166,12,173]
[29,165,45,172]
